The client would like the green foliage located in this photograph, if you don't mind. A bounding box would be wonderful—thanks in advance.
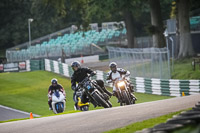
[1,0,189,50]
[160,0,174,20]
[170,1,177,19]
[0,50,5,58]
[0,0,71,50]
[0,0,32,49]
[146,25,157,34]
[172,58,200,79]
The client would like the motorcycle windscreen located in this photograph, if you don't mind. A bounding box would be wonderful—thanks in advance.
[52,92,65,102]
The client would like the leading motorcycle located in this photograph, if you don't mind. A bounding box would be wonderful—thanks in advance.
[78,75,112,108]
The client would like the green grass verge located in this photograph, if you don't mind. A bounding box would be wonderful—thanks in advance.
[0,71,76,116]
[172,58,200,79]
[104,109,190,133]
[0,71,172,121]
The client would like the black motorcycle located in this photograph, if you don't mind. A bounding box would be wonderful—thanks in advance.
[114,77,136,106]
[77,75,112,108]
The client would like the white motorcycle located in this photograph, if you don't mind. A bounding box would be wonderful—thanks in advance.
[52,90,66,114]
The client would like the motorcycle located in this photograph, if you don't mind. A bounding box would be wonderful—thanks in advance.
[78,75,112,108]
[52,90,66,114]
[74,88,89,111]
[114,77,136,106]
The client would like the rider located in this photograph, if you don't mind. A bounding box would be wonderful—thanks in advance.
[71,61,112,109]
[48,78,66,110]
[106,62,136,102]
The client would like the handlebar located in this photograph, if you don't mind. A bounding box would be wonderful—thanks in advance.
[78,75,91,86]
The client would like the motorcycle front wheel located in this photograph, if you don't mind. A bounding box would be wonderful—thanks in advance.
[122,91,131,105]
[80,105,89,111]
[92,92,110,108]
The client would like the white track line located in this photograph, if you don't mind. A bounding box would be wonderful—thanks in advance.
[0,105,40,117]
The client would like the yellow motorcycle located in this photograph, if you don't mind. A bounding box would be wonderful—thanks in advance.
[75,88,89,111]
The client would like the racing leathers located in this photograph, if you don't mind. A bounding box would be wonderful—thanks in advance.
[106,68,135,101]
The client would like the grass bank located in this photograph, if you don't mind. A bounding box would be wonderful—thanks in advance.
[172,58,200,79]
[0,71,172,117]
[104,109,190,133]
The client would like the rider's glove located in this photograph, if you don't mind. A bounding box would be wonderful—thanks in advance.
[112,78,117,82]
[90,72,96,77]
[106,80,112,84]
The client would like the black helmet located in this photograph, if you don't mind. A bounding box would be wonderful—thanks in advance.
[109,62,117,72]
[71,61,81,71]
[51,78,57,84]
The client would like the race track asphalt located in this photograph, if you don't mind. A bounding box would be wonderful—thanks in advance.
[0,94,199,133]
[0,105,40,121]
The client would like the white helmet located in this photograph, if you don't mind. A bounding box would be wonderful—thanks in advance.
[109,62,117,72]
[109,62,117,68]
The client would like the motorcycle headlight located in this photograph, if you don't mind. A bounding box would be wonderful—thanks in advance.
[118,81,125,87]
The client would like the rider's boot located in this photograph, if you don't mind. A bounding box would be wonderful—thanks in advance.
[129,84,134,92]
[48,100,53,110]
[74,103,79,110]
[113,91,120,103]
[131,93,137,101]
[102,87,112,97]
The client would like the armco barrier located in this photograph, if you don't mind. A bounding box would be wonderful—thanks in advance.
[44,59,112,87]
[44,59,200,97]
[134,77,200,96]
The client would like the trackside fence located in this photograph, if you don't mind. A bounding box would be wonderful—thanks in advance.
[132,77,200,97]
[44,59,112,87]
[44,59,200,97]
[107,46,171,79]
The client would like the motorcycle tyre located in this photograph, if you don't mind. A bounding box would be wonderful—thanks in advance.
[107,100,112,108]
[93,92,110,108]
[122,91,131,105]
[80,105,89,111]
[55,103,64,113]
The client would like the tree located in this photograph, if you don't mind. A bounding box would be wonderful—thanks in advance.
[123,9,135,48]
[0,0,32,49]
[0,0,71,50]
[149,0,166,48]
[94,0,151,48]
[177,0,195,58]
